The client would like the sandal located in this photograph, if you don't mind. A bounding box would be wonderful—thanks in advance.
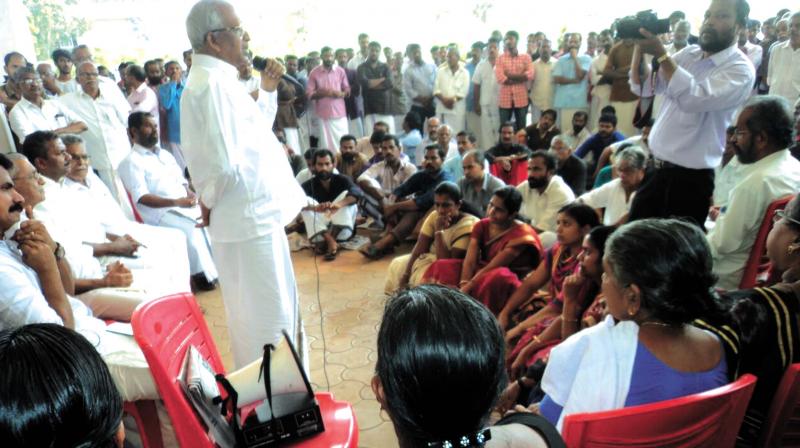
[324,249,338,261]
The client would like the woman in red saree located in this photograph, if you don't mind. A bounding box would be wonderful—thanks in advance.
[423,186,543,314]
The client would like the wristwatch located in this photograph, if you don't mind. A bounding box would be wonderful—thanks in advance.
[54,242,65,261]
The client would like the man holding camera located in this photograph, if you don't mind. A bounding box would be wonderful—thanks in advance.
[181,0,307,368]
[627,0,755,227]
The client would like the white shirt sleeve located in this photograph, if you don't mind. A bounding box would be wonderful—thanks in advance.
[117,157,151,204]
[664,55,755,113]
[578,180,613,209]
[707,182,763,258]
[8,106,32,140]
[0,261,64,327]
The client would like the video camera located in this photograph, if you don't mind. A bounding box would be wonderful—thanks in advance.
[616,10,671,40]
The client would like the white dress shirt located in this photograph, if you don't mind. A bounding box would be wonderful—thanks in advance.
[55,78,79,94]
[60,89,131,171]
[739,41,763,69]
[357,158,417,194]
[403,61,437,108]
[516,175,576,232]
[8,97,81,140]
[434,63,470,117]
[473,59,500,108]
[180,54,306,242]
[712,157,744,208]
[127,82,159,123]
[117,144,196,226]
[708,150,800,290]
[578,178,633,225]
[767,40,800,105]
[64,171,134,236]
[631,44,755,169]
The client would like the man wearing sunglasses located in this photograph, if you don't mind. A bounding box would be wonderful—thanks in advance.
[708,95,800,290]
[182,0,308,369]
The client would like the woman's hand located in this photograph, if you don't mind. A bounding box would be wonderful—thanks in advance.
[562,272,587,309]
[459,279,473,294]
[434,212,452,232]
[496,381,522,413]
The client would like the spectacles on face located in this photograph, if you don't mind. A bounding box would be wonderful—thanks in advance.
[12,171,42,182]
[774,209,800,227]
[19,78,43,87]
[208,25,245,38]
[69,154,91,162]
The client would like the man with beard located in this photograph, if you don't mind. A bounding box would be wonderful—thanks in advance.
[767,11,800,105]
[524,109,560,151]
[561,111,592,154]
[336,48,364,138]
[307,46,350,154]
[458,150,505,216]
[553,33,592,133]
[8,67,87,142]
[403,43,437,122]
[530,38,556,124]
[516,150,574,243]
[144,60,165,89]
[575,113,626,173]
[118,112,218,291]
[358,42,394,134]
[486,122,532,185]
[300,149,364,261]
[348,33,372,71]
[124,64,159,126]
[360,144,452,259]
[336,134,369,180]
[708,96,800,290]
[51,48,78,95]
[629,0,756,228]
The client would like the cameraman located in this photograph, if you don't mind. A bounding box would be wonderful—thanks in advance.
[627,0,755,227]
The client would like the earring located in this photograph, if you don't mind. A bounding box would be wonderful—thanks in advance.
[628,309,635,317]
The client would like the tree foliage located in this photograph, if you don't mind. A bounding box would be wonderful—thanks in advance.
[23,0,89,60]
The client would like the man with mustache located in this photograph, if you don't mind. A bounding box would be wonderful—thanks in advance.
[516,150,574,244]
[486,122,532,186]
[118,111,218,292]
[335,134,369,180]
[307,46,351,155]
[628,0,756,228]
[707,96,800,290]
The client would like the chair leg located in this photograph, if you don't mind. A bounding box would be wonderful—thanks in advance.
[124,400,164,448]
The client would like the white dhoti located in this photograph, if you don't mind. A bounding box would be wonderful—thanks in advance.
[440,111,466,135]
[166,142,187,173]
[212,231,306,369]
[610,100,638,137]
[466,111,482,142]
[283,127,302,154]
[158,210,218,282]
[317,116,349,155]
[348,118,365,138]
[479,106,501,150]
[301,192,357,242]
[364,114,395,134]
[588,86,611,132]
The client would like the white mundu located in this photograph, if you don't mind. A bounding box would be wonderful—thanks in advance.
[181,53,307,368]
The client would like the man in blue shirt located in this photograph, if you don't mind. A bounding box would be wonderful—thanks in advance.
[158,61,185,170]
[574,113,626,177]
[553,33,592,132]
[360,144,452,259]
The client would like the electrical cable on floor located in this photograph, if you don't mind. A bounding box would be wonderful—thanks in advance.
[309,179,331,392]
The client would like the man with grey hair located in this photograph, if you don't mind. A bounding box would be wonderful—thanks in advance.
[181,0,307,368]
[666,20,692,55]
[434,47,470,134]
[60,61,131,198]
[577,145,646,225]
[767,11,800,105]
[8,66,87,142]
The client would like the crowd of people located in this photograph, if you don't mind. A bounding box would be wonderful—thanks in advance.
[1,0,800,445]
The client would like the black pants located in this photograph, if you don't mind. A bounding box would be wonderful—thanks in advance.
[499,105,528,131]
[410,104,435,122]
[628,163,715,228]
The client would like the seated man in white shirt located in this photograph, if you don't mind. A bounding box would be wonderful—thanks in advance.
[577,145,646,226]
[118,112,218,291]
[0,152,159,403]
[517,150,575,247]
[709,96,800,290]
[593,118,653,181]
[299,149,363,260]
[8,66,87,142]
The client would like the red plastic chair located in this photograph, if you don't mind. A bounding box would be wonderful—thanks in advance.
[131,292,358,447]
[739,195,794,289]
[759,363,800,447]
[561,374,757,448]
[126,189,145,224]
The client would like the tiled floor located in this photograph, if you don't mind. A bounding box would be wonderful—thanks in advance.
[195,238,407,447]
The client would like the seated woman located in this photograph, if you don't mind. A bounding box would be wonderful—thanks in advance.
[537,219,729,431]
[507,226,615,378]
[385,182,479,294]
[374,285,565,447]
[498,203,599,337]
[423,186,543,314]
[0,323,125,447]
[722,194,800,443]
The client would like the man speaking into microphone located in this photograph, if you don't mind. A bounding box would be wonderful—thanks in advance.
[181,0,307,368]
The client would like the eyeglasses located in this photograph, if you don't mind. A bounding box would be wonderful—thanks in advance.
[208,25,245,38]
[19,78,43,86]
[12,171,41,182]
[774,209,800,227]
[69,154,91,162]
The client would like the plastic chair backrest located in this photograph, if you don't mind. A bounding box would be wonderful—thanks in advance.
[132,292,224,448]
[561,374,758,448]
[759,363,800,447]
[739,195,794,289]
[126,189,145,224]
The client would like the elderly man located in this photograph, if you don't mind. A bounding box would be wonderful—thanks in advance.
[300,149,364,261]
[458,150,505,216]
[118,112,218,291]
[709,96,800,290]
[486,122,533,185]
[60,61,131,196]
[181,0,307,368]
[577,145,646,226]
[0,152,163,405]
[307,47,351,154]
[767,11,800,105]
[629,0,756,227]
[434,47,470,135]
[124,64,159,125]
[551,135,587,196]
[8,66,87,142]
[442,131,477,180]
